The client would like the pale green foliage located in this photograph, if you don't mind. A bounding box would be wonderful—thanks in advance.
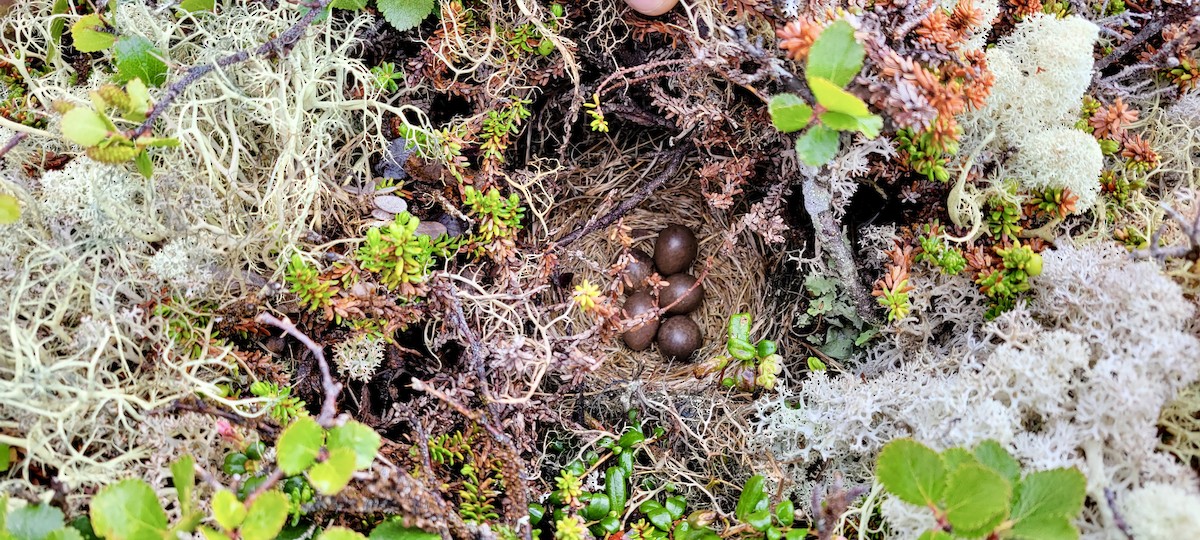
[333,333,386,382]
[334,0,435,32]
[768,20,882,165]
[876,438,1085,539]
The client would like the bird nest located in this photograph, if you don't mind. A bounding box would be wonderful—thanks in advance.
[540,141,790,510]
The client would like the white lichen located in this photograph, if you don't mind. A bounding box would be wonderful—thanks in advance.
[1120,483,1200,540]
[333,334,386,382]
[750,242,1200,537]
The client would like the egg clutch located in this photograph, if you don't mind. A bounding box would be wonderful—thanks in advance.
[616,225,707,361]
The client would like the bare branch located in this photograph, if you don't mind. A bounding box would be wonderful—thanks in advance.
[256,313,342,428]
[0,132,27,162]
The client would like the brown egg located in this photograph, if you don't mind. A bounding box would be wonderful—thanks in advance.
[657,316,702,361]
[659,273,704,315]
[654,224,698,275]
[624,0,679,16]
[616,249,655,292]
[621,290,660,351]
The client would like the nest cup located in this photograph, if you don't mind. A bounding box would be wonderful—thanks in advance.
[548,151,781,386]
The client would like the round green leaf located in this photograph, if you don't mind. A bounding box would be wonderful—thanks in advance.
[212,489,246,531]
[200,527,233,540]
[1011,468,1087,523]
[331,0,368,8]
[745,509,771,531]
[89,479,169,540]
[113,36,167,87]
[308,447,358,496]
[1009,515,1077,540]
[376,0,435,32]
[240,491,289,540]
[46,528,84,540]
[62,108,110,147]
[318,527,368,540]
[973,441,1021,485]
[875,439,946,506]
[582,494,611,521]
[647,507,673,531]
[70,14,115,53]
[665,496,687,520]
[774,499,794,527]
[326,421,382,470]
[808,77,871,118]
[805,20,865,87]
[0,195,20,225]
[943,464,1011,533]
[794,125,840,166]
[8,504,66,540]
[939,447,979,474]
[769,94,813,134]
[276,416,324,475]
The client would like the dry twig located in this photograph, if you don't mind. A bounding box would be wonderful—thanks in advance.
[256,313,343,427]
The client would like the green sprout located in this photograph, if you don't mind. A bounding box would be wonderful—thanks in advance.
[702,313,784,390]
[355,211,438,294]
[370,62,404,93]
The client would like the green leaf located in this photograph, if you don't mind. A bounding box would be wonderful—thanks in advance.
[818,111,882,138]
[309,447,358,495]
[617,427,645,449]
[62,108,110,147]
[170,456,196,518]
[123,79,150,122]
[318,527,368,540]
[664,497,687,520]
[46,529,84,540]
[1009,515,1078,540]
[0,195,18,225]
[178,0,215,12]
[605,466,628,514]
[212,490,247,531]
[783,529,808,540]
[200,527,232,540]
[581,494,611,521]
[805,20,864,88]
[775,499,794,527]
[646,507,673,531]
[795,125,840,166]
[277,416,324,475]
[942,464,1011,534]
[113,36,167,87]
[326,421,382,470]
[133,151,153,179]
[8,504,66,540]
[70,15,115,53]
[916,532,952,540]
[368,519,438,540]
[769,94,813,133]
[331,0,369,8]
[728,338,757,361]
[745,509,771,531]
[89,479,169,540]
[973,441,1021,485]
[735,475,768,521]
[1011,468,1087,523]
[875,439,946,506]
[939,447,978,474]
[240,491,289,540]
[728,313,752,342]
[376,0,435,32]
[809,77,871,118]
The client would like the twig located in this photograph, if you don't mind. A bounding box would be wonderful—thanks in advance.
[1132,200,1200,262]
[1105,488,1135,539]
[0,132,27,161]
[256,313,342,428]
[553,145,689,249]
[129,0,335,139]
[1093,17,1167,73]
